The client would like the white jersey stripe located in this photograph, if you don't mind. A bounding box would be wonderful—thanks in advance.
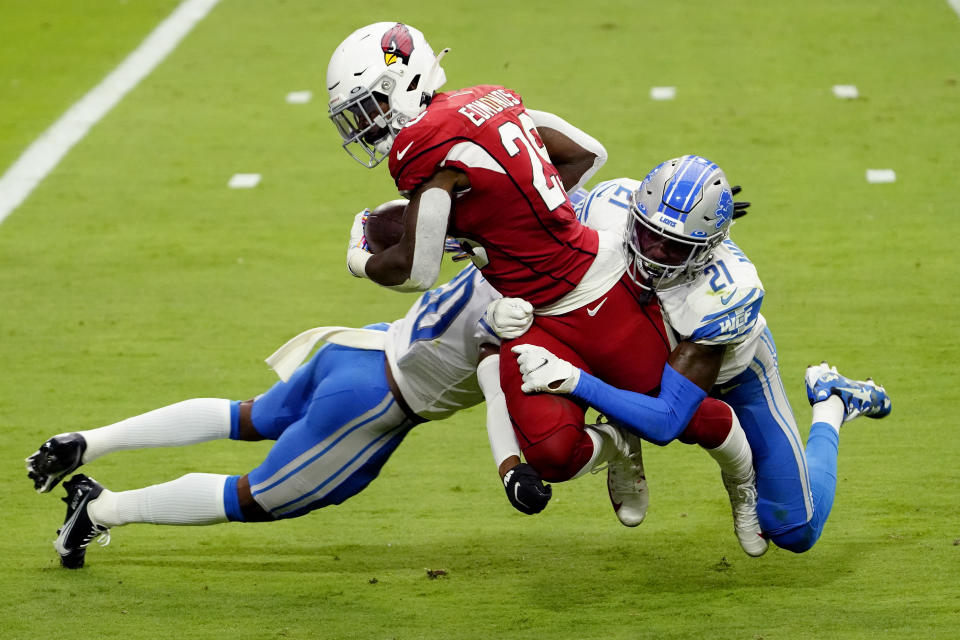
[271,421,410,516]
[442,141,506,173]
[250,392,396,494]
[749,343,813,521]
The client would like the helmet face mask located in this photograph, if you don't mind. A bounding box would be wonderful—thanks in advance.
[327,22,447,168]
[329,86,396,167]
[625,155,735,291]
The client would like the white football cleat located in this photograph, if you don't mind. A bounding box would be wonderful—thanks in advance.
[607,448,649,527]
[590,422,648,527]
[721,470,768,557]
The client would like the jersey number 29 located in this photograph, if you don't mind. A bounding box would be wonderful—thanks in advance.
[498,113,566,211]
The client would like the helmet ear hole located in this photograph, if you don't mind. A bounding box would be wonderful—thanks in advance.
[406,74,421,91]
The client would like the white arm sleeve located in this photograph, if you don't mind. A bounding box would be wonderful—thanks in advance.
[477,354,520,468]
[526,108,607,193]
[387,187,450,292]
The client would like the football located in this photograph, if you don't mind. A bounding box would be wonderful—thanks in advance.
[364,199,407,253]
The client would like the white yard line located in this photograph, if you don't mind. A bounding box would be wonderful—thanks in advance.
[950,0,960,19]
[0,0,221,224]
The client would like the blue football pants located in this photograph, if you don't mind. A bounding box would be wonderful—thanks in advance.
[225,339,418,520]
[716,329,840,552]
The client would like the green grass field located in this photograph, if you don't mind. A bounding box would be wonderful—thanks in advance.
[2,1,959,638]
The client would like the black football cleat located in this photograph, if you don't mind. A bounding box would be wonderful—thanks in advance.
[26,433,87,493]
[54,474,110,569]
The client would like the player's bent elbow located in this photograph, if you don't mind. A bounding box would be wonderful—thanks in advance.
[386,275,435,292]
[603,408,685,446]
[626,421,681,447]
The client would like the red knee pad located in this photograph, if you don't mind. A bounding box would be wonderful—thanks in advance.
[521,423,594,482]
[678,397,733,449]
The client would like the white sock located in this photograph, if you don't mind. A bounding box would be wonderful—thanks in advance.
[812,395,845,434]
[78,398,232,464]
[706,409,753,482]
[573,423,626,479]
[87,473,229,527]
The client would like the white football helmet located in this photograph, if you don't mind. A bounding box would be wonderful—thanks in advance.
[327,22,447,167]
[625,155,735,290]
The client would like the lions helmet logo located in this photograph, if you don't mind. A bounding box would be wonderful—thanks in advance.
[714,188,734,229]
[381,23,415,66]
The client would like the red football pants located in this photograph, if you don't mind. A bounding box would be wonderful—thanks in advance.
[499,276,668,481]
[499,276,731,481]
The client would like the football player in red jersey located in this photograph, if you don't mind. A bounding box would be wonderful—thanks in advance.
[326,23,761,551]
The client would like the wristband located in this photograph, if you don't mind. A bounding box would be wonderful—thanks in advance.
[347,247,372,278]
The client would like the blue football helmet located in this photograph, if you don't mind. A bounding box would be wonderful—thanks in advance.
[626,155,734,290]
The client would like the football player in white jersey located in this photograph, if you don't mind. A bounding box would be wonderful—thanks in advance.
[26,243,555,568]
[494,155,892,553]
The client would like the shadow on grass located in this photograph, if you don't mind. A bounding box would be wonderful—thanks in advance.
[79,527,855,594]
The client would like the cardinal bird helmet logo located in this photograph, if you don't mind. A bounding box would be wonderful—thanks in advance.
[381,23,415,66]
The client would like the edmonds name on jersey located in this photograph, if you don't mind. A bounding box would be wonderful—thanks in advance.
[388,85,599,308]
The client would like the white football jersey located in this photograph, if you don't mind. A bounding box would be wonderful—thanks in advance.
[386,264,502,420]
[573,178,641,234]
[657,240,767,384]
[576,177,767,385]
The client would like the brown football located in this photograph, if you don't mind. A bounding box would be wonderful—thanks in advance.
[364,199,407,253]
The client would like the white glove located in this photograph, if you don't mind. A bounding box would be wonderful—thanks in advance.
[485,298,534,340]
[346,209,372,278]
[511,344,581,394]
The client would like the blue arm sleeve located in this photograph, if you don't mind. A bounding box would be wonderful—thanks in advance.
[570,364,706,445]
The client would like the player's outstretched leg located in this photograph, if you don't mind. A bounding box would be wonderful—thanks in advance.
[54,475,110,569]
[26,433,87,493]
[26,398,234,493]
[769,363,892,553]
[587,422,648,527]
[53,472,234,568]
[805,362,892,421]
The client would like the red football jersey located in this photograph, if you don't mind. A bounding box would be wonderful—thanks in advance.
[388,85,599,307]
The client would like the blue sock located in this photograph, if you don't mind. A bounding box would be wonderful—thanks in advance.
[229,400,242,440]
[804,422,840,536]
[223,474,244,522]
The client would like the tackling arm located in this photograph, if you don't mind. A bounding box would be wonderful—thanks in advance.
[476,346,520,473]
[526,109,607,193]
[476,344,551,515]
[514,341,725,446]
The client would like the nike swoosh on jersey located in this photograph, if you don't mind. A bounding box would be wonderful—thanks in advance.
[720,288,738,305]
[395,140,415,160]
[720,289,737,304]
[586,297,608,316]
[719,382,742,395]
